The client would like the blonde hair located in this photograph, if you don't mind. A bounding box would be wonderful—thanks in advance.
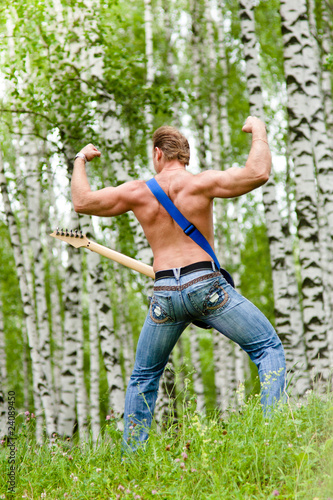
[152,126,190,166]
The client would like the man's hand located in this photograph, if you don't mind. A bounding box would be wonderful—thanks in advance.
[78,144,101,162]
[242,116,266,134]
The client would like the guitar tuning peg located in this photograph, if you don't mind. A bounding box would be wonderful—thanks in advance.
[70,229,74,237]
[56,227,59,235]
[61,228,65,236]
[79,230,83,238]
[74,229,78,238]
[65,229,69,236]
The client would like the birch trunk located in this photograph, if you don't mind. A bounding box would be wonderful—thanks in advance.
[214,9,242,399]
[239,0,309,392]
[144,0,154,171]
[304,0,333,341]
[161,0,180,124]
[87,269,100,444]
[189,325,206,414]
[24,146,56,414]
[80,217,125,418]
[57,214,82,436]
[0,150,55,440]
[190,0,208,169]
[213,334,235,411]
[45,162,65,414]
[71,251,89,443]
[204,0,222,169]
[280,0,331,382]
[155,355,177,426]
[321,0,333,148]
[216,2,231,159]
[79,220,123,437]
[115,269,135,382]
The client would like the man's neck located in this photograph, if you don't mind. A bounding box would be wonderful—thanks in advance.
[157,160,186,173]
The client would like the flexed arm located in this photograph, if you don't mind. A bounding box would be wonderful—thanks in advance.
[197,117,272,199]
[71,143,140,217]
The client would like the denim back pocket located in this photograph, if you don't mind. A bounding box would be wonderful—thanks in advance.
[149,294,175,324]
[188,279,229,316]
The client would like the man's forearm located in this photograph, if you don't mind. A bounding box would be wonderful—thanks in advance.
[245,123,271,183]
[71,157,92,213]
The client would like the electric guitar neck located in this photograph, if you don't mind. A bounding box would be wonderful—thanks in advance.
[50,228,155,279]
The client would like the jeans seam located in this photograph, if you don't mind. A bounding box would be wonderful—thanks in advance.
[153,272,221,292]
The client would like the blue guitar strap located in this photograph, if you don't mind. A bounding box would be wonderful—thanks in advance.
[146,177,234,288]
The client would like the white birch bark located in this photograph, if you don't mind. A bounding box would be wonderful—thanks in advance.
[80,217,125,418]
[54,0,129,424]
[214,4,243,402]
[115,269,135,382]
[57,214,82,436]
[239,0,310,392]
[87,270,100,444]
[303,0,333,341]
[41,158,65,417]
[189,325,206,414]
[155,355,177,426]
[71,258,89,443]
[144,0,154,171]
[0,150,55,440]
[280,0,331,382]
[190,0,208,169]
[94,263,125,419]
[161,0,181,124]
[213,334,235,411]
[216,2,231,158]
[24,145,56,413]
[13,153,35,305]
[321,0,333,148]
[204,0,222,169]
[214,198,241,402]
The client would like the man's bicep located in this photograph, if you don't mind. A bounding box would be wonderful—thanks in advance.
[197,169,244,198]
[76,183,135,217]
[199,168,265,199]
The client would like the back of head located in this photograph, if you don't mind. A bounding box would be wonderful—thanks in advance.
[152,126,190,166]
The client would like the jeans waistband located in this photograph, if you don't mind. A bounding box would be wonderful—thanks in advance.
[155,261,216,281]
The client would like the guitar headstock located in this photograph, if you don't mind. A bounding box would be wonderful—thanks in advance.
[49,228,90,248]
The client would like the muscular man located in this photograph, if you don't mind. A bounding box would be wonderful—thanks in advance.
[71,116,286,451]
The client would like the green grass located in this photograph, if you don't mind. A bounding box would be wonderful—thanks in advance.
[1,391,332,499]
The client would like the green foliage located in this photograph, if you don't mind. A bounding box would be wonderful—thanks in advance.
[1,390,332,499]
[255,0,285,87]
[240,221,275,325]
[325,54,333,70]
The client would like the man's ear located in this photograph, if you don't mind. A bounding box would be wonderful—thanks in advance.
[155,147,163,160]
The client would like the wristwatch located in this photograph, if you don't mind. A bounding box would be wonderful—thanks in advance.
[74,152,87,163]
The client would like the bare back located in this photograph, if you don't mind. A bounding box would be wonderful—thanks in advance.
[71,118,271,270]
[132,170,215,272]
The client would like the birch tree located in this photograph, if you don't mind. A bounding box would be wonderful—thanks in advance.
[189,326,206,414]
[0,149,55,440]
[280,0,331,382]
[190,0,209,169]
[239,0,310,393]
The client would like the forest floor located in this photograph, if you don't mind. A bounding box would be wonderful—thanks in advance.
[0,390,332,499]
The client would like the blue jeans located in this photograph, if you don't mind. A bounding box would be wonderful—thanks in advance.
[123,265,286,450]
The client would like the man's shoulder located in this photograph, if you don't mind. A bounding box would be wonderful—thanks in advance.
[122,179,147,192]
[121,179,150,205]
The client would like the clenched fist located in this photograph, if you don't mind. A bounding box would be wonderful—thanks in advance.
[79,144,101,162]
[242,116,266,134]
